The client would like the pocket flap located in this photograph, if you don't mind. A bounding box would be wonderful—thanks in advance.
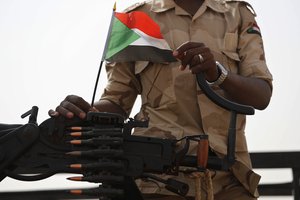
[135,61,150,74]
[222,50,240,61]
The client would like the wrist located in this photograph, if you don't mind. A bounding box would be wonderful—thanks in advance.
[206,61,228,86]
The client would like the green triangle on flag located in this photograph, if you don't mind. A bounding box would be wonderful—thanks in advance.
[105,17,140,60]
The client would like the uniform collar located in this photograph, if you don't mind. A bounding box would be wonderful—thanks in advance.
[151,0,176,13]
[206,0,230,13]
[151,0,229,13]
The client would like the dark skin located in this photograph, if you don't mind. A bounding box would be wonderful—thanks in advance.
[174,0,204,16]
[49,0,272,119]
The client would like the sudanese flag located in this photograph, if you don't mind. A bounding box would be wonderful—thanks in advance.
[104,11,176,63]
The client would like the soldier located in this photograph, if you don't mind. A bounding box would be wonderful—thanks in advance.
[49,0,272,199]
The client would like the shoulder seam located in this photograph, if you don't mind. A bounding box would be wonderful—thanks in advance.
[122,1,148,13]
[225,0,256,16]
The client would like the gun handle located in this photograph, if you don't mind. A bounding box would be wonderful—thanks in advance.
[197,137,209,169]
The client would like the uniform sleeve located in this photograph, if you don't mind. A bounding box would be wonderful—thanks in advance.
[237,3,273,87]
[100,61,141,117]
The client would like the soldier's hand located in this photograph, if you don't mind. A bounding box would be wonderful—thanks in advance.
[173,41,219,82]
[48,95,98,119]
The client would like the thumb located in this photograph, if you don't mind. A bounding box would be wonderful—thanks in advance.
[48,109,59,117]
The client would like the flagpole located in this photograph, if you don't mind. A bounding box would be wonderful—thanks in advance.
[91,2,116,107]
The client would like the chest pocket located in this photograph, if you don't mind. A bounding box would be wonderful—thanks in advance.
[221,23,240,73]
[134,61,176,108]
[221,11,241,74]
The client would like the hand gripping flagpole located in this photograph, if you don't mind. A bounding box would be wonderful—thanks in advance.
[91,2,116,107]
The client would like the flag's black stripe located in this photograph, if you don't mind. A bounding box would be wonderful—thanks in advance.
[106,46,177,63]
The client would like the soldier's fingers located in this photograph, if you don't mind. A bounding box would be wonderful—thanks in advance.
[190,51,214,67]
[173,42,205,59]
[190,60,216,74]
[180,48,199,69]
[58,100,86,119]
[65,95,91,113]
[48,109,59,117]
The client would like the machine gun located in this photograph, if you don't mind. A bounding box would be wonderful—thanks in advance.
[0,107,211,199]
[0,74,255,200]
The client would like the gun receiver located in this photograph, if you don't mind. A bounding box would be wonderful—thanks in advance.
[0,110,212,199]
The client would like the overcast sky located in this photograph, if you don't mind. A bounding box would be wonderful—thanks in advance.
[0,1,299,199]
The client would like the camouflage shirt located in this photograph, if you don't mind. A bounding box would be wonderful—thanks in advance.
[101,0,273,197]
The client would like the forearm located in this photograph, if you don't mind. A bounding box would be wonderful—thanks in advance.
[94,99,127,118]
[221,72,272,110]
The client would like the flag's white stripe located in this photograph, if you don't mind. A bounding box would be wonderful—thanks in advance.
[130,28,171,50]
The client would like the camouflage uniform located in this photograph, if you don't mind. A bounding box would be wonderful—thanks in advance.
[101,0,273,199]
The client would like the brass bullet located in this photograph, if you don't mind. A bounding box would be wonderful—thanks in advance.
[69,132,82,137]
[69,140,82,145]
[68,126,92,131]
[70,189,82,195]
[69,164,82,169]
[67,176,83,181]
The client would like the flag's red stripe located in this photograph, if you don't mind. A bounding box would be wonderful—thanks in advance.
[115,11,163,39]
